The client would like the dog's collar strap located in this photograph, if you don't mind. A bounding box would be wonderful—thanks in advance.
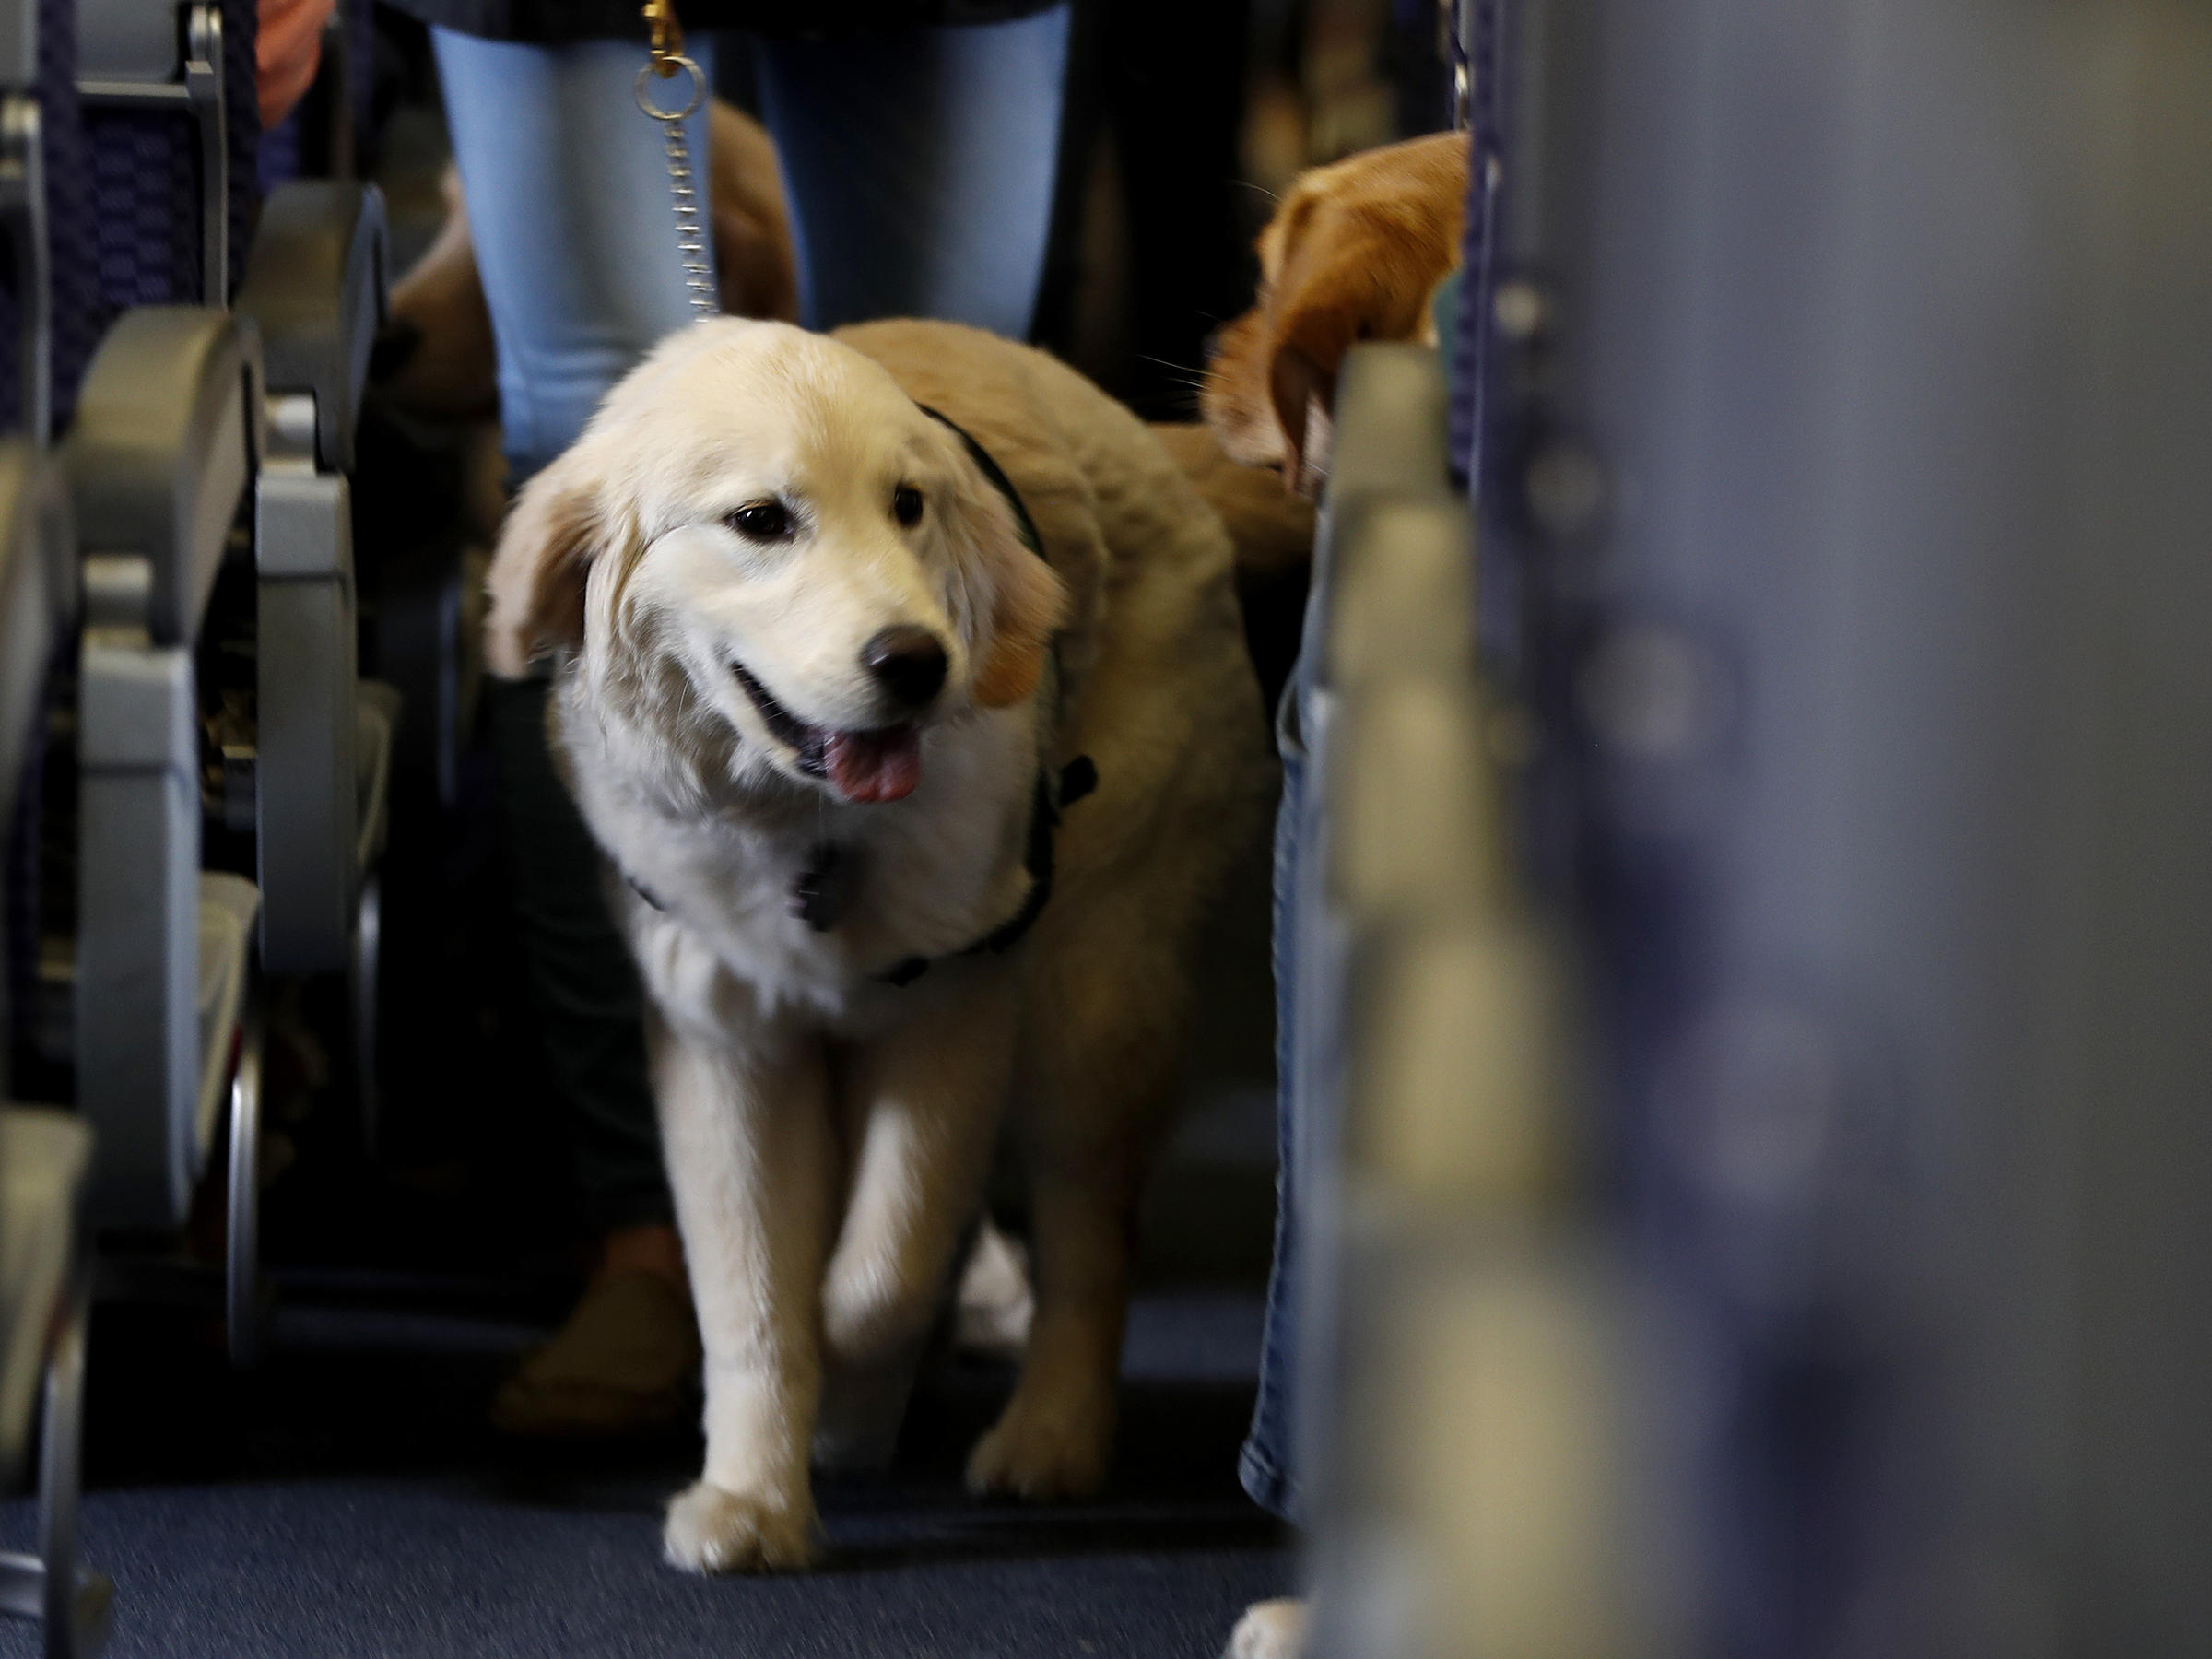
[866,403,1088,986]
[621,759,1098,972]
[877,754,1096,987]
[914,403,1047,563]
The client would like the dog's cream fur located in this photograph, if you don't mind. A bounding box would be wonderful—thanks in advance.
[486,316,1275,1572]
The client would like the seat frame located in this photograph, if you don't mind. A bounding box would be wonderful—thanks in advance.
[0,1269,112,1659]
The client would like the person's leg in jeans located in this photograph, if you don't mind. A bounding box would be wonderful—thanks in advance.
[1241,676,1307,1521]
[1224,631,1323,1658]
[434,29,717,1432]
[750,4,1072,335]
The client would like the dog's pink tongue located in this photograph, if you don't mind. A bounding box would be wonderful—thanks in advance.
[826,726,923,803]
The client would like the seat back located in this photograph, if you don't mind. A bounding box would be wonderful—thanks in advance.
[67,307,260,1224]
[76,0,259,309]
[1291,348,1607,1659]
[0,0,101,438]
[1486,0,2212,1646]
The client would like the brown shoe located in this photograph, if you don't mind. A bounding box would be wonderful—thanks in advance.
[491,1268,701,1438]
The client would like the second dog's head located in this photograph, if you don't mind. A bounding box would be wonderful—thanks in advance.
[1202,132,1469,496]
[485,319,1065,806]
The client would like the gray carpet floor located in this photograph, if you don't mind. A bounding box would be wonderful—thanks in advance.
[0,1292,1288,1658]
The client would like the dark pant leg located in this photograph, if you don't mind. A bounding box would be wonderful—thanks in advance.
[487,676,671,1231]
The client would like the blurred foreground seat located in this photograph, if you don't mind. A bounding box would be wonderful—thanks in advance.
[0,1107,109,1659]
[2,412,108,1654]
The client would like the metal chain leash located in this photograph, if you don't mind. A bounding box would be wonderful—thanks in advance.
[637,0,716,318]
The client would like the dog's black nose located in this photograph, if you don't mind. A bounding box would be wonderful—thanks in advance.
[862,626,948,709]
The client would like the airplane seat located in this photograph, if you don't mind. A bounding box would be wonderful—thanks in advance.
[65,306,271,1367]
[0,0,99,441]
[74,0,393,997]
[0,0,277,1364]
[0,232,109,1647]
[0,499,106,1647]
[235,180,388,982]
[1281,337,1599,1657]
[76,0,257,309]
[0,0,76,1055]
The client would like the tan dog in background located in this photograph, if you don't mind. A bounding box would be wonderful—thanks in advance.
[486,317,1275,1572]
[1203,130,1468,496]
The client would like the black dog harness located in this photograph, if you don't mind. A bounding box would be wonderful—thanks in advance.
[625,406,1096,985]
[863,405,1094,984]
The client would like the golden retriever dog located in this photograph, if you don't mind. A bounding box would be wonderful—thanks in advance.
[484,316,1276,1571]
[1202,130,1469,496]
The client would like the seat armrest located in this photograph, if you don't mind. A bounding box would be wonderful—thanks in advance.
[235,182,388,473]
[65,307,263,646]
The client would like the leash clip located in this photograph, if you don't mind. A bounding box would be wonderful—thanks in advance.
[641,0,686,74]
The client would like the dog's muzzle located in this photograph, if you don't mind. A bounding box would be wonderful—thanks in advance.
[731,659,924,805]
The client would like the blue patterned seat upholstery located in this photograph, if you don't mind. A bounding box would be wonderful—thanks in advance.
[80,0,259,311]
[88,108,204,307]
[0,0,100,433]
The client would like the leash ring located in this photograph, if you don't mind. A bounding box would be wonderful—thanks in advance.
[635,54,705,122]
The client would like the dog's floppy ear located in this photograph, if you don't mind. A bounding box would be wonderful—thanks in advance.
[1258,134,1471,495]
[951,476,1065,711]
[484,466,606,677]
[1265,225,1442,496]
[1268,325,1342,499]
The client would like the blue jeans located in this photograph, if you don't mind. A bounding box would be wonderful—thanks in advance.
[432,31,721,483]
[753,14,1071,343]
[432,13,1072,481]
[1241,674,1309,1522]
[430,17,1072,1230]
[1246,571,1350,1524]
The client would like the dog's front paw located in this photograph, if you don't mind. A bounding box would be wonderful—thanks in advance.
[964,1388,1111,1500]
[1225,1598,1309,1659]
[662,1480,818,1573]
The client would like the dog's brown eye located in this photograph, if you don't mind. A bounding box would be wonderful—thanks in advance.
[728,501,792,542]
[892,485,924,527]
